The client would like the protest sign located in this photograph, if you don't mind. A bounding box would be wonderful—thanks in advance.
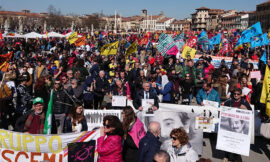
[84,110,122,130]
[112,96,126,107]
[142,99,154,111]
[250,71,261,79]
[0,129,99,162]
[216,107,252,156]
[203,100,219,108]
[195,116,216,133]
[68,141,96,162]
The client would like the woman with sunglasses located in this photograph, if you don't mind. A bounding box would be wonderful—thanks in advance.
[122,106,146,162]
[97,115,124,162]
[166,127,198,162]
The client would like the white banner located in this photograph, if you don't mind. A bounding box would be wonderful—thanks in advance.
[216,107,253,156]
[0,129,99,162]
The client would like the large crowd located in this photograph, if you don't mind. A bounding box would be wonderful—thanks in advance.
[0,31,269,162]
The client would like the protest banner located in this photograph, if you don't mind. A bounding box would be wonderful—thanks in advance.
[112,96,126,107]
[193,54,258,69]
[0,129,99,162]
[216,107,253,156]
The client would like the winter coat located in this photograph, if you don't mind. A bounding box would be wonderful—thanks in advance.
[123,118,145,162]
[224,98,252,110]
[63,116,88,133]
[196,88,220,105]
[167,142,199,162]
[53,89,71,114]
[94,77,109,97]
[133,90,159,110]
[159,81,173,102]
[97,135,122,162]
[137,132,161,162]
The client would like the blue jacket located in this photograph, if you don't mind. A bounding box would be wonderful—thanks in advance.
[137,132,161,162]
[159,81,173,102]
[196,88,220,105]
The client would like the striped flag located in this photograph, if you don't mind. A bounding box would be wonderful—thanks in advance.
[43,90,53,134]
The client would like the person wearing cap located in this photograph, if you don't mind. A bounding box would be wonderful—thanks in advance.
[24,97,46,134]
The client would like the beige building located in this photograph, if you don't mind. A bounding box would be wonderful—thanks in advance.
[191,7,210,31]
[170,19,191,32]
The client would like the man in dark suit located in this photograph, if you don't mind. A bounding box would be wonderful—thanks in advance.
[94,70,109,109]
[133,82,159,111]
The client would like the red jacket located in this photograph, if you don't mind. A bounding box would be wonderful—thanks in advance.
[97,135,122,162]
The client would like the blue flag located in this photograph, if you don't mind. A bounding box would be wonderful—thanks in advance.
[197,31,209,45]
[241,22,263,43]
[145,40,151,50]
[260,51,267,64]
[210,33,221,45]
[251,33,269,49]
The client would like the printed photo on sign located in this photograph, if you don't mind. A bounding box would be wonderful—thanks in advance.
[220,116,249,135]
[142,99,155,112]
[216,108,252,156]
[145,111,203,155]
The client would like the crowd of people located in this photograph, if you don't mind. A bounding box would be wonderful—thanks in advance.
[0,30,269,162]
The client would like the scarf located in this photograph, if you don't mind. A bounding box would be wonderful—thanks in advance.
[24,111,45,134]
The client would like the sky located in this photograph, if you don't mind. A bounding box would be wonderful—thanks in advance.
[0,0,267,19]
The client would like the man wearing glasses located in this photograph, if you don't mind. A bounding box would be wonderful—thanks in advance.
[224,88,251,110]
[52,78,72,133]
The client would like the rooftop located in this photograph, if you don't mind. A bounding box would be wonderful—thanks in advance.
[196,7,210,10]
[0,10,43,18]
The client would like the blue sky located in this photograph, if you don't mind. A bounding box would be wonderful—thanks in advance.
[0,0,267,19]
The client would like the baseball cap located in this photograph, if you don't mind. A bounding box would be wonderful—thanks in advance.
[33,97,44,105]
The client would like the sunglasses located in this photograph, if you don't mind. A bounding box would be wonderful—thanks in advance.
[170,136,177,141]
[234,93,241,96]
[103,124,111,128]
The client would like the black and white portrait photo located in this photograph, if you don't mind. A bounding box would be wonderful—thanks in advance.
[220,116,249,135]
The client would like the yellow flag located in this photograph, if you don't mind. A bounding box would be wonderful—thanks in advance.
[101,41,119,56]
[182,45,197,59]
[260,66,270,117]
[67,32,78,44]
[125,40,138,56]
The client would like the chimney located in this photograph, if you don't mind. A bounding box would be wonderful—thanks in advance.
[22,10,30,14]
[142,9,147,18]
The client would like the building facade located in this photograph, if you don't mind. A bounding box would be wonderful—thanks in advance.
[191,7,210,31]
[255,0,270,32]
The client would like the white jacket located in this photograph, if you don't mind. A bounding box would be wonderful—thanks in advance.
[167,142,199,162]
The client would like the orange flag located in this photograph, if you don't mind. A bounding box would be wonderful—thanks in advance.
[74,36,86,47]
[0,52,13,72]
